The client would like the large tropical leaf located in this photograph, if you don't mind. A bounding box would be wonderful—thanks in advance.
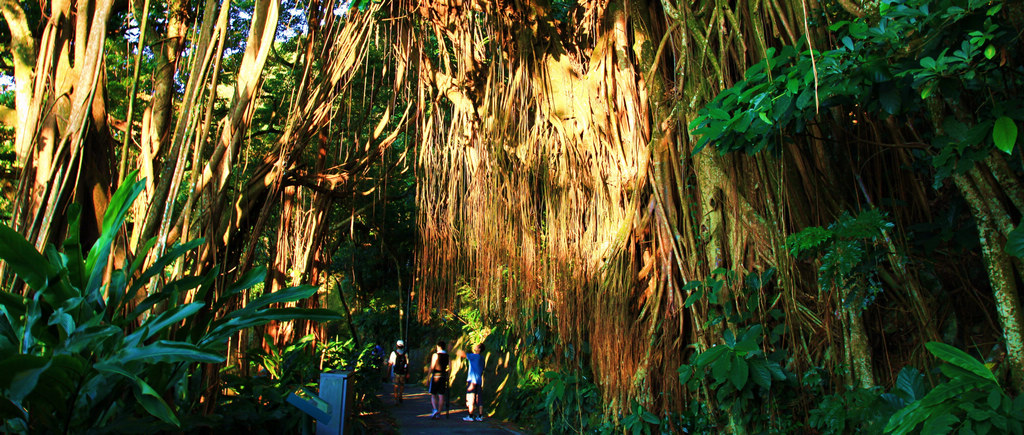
[201,308,341,347]
[122,292,174,328]
[1006,224,1024,258]
[229,285,319,317]
[21,355,87,417]
[925,342,996,383]
[84,171,145,297]
[94,362,181,427]
[63,324,121,354]
[127,302,205,343]
[730,355,749,390]
[0,224,57,291]
[212,266,265,311]
[0,292,26,329]
[61,204,86,290]
[124,238,203,307]
[0,355,51,403]
[885,381,976,434]
[119,341,224,364]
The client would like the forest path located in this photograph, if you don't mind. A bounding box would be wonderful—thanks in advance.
[376,381,526,434]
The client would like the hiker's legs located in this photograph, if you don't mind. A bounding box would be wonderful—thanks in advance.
[466,392,476,415]
[393,373,406,402]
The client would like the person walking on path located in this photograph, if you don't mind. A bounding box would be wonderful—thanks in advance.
[428,340,450,419]
[373,343,387,382]
[456,343,486,422]
[387,340,409,403]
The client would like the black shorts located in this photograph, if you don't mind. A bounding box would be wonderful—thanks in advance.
[429,373,448,395]
[466,382,482,394]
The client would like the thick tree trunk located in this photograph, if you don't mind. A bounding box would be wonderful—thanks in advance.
[0,0,37,154]
[954,171,1024,393]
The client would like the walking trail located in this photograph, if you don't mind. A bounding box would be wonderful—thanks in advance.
[375,381,525,434]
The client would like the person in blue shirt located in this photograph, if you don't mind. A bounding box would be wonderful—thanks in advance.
[456,343,486,422]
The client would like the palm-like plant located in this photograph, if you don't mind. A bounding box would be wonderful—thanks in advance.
[0,171,340,432]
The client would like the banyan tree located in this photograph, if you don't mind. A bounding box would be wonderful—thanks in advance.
[2,0,1024,430]
[402,0,1024,423]
[0,0,405,376]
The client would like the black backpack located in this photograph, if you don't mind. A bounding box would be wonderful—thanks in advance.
[394,353,408,374]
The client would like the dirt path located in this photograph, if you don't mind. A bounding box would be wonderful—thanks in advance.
[375,381,526,434]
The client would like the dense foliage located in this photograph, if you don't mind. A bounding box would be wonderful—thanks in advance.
[4,0,1024,433]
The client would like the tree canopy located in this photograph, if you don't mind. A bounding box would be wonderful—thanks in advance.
[2,0,1024,432]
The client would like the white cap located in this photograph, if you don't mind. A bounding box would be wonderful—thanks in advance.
[396,340,405,347]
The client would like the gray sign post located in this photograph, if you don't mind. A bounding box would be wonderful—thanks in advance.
[286,371,351,435]
[316,371,352,435]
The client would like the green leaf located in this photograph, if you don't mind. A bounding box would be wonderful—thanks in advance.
[749,358,771,389]
[922,413,959,434]
[123,292,173,326]
[0,355,51,403]
[0,224,57,291]
[986,388,1002,410]
[125,239,202,308]
[201,308,341,347]
[887,381,975,434]
[62,204,86,290]
[84,171,145,296]
[683,290,703,308]
[120,341,225,364]
[896,367,927,402]
[218,267,266,302]
[925,342,996,383]
[1004,224,1024,258]
[879,85,900,115]
[136,378,181,427]
[724,329,736,347]
[47,298,80,337]
[730,355,749,390]
[0,292,26,325]
[993,116,1017,154]
[641,411,660,425]
[64,325,120,354]
[733,325,762,354]
[786,226,832,257]
[712,353,733,384]
[678,364,692,386]
[768,361,787,380]
[105,269,128,319]
[22,355,85,412]
[231,285,319,317]
[693,345,729,369]
[128,303,204,343]
[921,83,934,99]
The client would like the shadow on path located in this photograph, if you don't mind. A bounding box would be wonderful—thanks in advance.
[375,381,525,434]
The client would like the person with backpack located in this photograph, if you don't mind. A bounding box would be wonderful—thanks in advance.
[428,340,450,419]
[388,340,409,404]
